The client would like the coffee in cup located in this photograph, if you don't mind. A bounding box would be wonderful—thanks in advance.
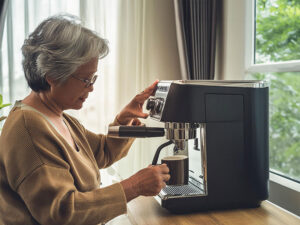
[161,155,188,185]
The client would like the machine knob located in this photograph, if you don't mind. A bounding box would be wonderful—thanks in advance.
[155,99,164,113]
[146,98,156,111]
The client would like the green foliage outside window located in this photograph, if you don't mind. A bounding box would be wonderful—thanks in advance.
[254,0,300,181]
[256,0,300,63]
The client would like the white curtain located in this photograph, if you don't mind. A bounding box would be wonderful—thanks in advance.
[0,0,181,181]
[102,0,182,180]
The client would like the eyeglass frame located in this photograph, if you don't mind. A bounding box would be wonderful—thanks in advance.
[71,74,98,88]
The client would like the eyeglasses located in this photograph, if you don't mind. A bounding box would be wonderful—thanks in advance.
[71,74,98,88]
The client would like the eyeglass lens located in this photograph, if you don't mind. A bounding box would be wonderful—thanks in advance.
[86,75,98,87]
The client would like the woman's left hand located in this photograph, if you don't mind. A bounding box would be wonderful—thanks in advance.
[116,80,159,125]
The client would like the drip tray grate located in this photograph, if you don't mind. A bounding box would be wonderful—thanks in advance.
[160,183,205,199]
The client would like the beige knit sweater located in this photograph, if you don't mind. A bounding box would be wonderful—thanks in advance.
[0,103,134,225]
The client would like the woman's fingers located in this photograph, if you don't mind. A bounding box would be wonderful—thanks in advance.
[162,174,171,182]
[143,80,159,94]
[159,164,170,173]
[129,118,142,126]
[134,80,159,102]
[116,80,159,124]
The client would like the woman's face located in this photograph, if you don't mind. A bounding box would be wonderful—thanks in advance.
[47,57,99,110]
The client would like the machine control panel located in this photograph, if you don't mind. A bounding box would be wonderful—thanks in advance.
[146,98,164,114]
[146,81,172,121]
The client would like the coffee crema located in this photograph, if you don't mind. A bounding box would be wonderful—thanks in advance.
[162,155,188,160]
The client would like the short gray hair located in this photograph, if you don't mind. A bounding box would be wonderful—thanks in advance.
[22,14,109,92]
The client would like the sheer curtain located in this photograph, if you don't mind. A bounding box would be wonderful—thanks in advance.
[112,0,181,179]
[0,0,181,180]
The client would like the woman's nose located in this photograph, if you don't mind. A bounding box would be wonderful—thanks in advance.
[87,84,94,92]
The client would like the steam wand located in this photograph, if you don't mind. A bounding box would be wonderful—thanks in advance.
[151,140,173,165]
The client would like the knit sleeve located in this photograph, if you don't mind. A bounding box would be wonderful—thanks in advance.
[83,117,135,169]
[63,113,135,169]
[17,165,127,225]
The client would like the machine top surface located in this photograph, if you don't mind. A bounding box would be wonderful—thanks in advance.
[160,80,269,88]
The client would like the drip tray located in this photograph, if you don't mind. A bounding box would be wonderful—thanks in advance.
[159,183,206,200]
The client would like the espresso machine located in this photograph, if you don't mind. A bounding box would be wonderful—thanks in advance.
[109,80,269,213]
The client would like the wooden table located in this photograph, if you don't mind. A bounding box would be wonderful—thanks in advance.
[127,196,300,225]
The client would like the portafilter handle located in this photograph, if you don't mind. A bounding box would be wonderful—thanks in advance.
[108,126,175,165]
[108,125,165,138]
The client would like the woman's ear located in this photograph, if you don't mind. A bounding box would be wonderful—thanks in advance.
[45,75,56,87]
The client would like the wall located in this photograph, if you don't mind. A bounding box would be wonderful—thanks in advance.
[216,0,247,80]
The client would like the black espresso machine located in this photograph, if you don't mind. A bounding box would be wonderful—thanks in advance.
[109,80,269,213]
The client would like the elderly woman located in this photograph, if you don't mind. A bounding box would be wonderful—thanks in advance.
[0,15,170,225]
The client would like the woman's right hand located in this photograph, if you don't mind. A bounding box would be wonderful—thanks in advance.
[120,164,170,202]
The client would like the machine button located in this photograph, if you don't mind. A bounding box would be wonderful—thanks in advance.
[155,99,164,113]
[146,98,156,111]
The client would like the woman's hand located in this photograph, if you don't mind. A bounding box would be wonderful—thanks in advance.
[120,164,170,202]
[116,80,159,125]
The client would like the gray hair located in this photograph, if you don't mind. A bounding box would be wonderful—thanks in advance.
[22,14,109,92]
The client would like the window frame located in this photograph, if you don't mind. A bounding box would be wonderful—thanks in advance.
[245,0,300,217]
[245,0,300,73]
